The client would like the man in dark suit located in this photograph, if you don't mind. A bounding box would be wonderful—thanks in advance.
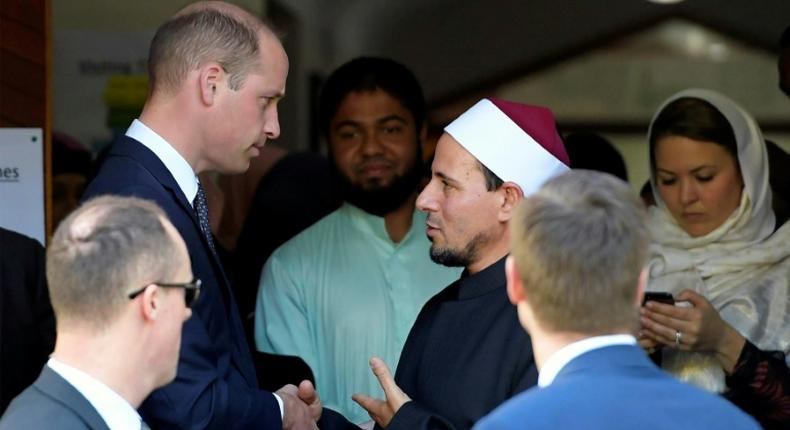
[0,196,194,429]
[0,227,55,414]
[82,2,322,429]
[473,171,759,430]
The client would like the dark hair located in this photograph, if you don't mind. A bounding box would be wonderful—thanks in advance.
[780,25,790,49]
[563,132,628,182]
[649,97,738,170]
[477,161,504,191]
[318,57,425,140]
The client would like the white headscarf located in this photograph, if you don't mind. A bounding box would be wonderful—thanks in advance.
[646,88,790,393]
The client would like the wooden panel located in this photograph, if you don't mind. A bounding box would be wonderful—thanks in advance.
[0,0,45,31]
[0,52,44,98]
[0,19,45,65]
[0,84,44,126]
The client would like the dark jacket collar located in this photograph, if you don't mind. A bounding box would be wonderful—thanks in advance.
[457,255,508,300]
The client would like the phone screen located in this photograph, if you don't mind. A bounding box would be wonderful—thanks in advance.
[642,292,674,306]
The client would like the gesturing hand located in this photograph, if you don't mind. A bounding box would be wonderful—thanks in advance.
[352,357,411,428]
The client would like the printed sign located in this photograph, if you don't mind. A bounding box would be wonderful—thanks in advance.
[0,128,45,245]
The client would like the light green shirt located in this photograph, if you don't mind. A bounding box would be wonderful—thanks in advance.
[255,203,461,423]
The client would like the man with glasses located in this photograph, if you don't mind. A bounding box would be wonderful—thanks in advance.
[0,196,195,429]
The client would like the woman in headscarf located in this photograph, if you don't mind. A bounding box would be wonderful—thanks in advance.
[638,88,790,428]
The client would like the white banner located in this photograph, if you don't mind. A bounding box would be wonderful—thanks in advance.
[0,128,45,245]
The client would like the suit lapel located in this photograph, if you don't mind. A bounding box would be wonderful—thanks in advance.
[111,137,256,386]
[35,366,111,430]
[109,137,231,287]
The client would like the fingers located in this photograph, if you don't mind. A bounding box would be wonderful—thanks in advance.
[637,335,660,354]
[352,394,388,428]
[297,380,316,403]
[297,380,322,421]
[278,390,319,430]
[676,289,707,307]
[643,300,692,320]
[641,305,687,329]
[277,383,298,396]
[369,357,397,394]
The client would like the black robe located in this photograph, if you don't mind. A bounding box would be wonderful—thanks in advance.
[384,257,538,430]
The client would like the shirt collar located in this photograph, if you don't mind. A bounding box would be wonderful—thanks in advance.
[456,255,508,300]
[538,334,636,387]
[126,119,199,206]
[344,203,422,246]
[48,358,143,430]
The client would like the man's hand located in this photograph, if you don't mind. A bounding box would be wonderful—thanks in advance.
[277,383,319,430]
[352,357,411,428]
[297,380,322,421]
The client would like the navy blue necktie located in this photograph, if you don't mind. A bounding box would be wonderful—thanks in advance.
[194,182,217,257]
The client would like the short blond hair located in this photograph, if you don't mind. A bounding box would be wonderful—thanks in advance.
[509,170,648,334]
[46,196,183,329]
[148,2,272,95]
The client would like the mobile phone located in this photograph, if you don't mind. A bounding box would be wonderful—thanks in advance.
[642,292,674,306]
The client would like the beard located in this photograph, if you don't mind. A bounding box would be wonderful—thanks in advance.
[332,153,423,217]
[428,230,491,268]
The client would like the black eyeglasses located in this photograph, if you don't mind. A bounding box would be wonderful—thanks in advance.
[128,278,202,308]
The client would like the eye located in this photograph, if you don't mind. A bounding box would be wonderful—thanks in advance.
[336,129,360,141]
[382,125,402,134]
[695,175,713,183]
[657,176,676,186]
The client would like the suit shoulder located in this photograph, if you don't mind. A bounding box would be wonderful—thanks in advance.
[0,386,92,429]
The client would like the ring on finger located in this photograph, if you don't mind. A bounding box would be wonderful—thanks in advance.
[675,330,683,346]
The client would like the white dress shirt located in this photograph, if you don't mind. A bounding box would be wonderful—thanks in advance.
[538,334,637,387]
[124,119,284,419]
[126,119,198,206]
[48,358,143,430]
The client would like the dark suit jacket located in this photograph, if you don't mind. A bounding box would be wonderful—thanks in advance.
[0,227,55,414]
[474,344,761,430]
[0,366,109,430]
[82,136,281,429]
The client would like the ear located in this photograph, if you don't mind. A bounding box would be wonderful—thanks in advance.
[198,62,224,106]
[139,284,161,323]
[505,256,525,306]
[497,182,523,222]
[635,267,648,306]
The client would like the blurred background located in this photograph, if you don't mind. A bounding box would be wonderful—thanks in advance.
[2,0,789,231]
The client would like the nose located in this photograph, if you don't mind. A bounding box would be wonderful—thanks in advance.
[679,179,698,205]
[262,105,281,140]
[416,180,438,213]
[360,131,384,156]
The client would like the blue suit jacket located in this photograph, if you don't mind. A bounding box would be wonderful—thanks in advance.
[473,344,760,430]
[0,366,109,430]
[83,136,281,429]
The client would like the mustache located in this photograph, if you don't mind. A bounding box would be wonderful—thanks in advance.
[353,156,394,173]
[425,215,442,229]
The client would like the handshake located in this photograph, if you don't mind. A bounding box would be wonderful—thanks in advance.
[277,380,322,430]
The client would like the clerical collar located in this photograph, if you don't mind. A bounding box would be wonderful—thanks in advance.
[457,255,507,300]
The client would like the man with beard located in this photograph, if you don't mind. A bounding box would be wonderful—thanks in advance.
[254,57,461,424]
[353,98,569,430]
